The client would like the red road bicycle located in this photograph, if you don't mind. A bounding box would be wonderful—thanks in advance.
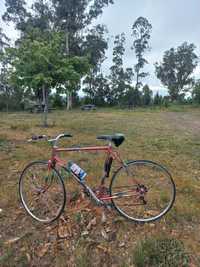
[19,133,176,224]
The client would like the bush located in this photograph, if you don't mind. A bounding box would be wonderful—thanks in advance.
[132,237,190,267]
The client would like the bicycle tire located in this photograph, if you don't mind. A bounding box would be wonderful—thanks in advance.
[19,161,66,223]
[109,160,176,223]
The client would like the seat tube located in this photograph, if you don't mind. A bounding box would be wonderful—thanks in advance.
[101,145,113,185]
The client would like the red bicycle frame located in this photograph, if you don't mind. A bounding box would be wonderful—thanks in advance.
[50,144,124,172]
[46,143,131,204]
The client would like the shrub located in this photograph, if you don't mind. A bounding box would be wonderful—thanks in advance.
[132,237,190,267]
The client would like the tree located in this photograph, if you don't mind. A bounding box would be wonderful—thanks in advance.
[155,42,198,101]
[51,92,65,108]
[131,17,152,89]
[3,0,114,109]
[50,0,114,108]
[83,24,108,103]
[109,33,134,105]
[9,31,90,126]
[192,80,200,104]
[123,86,142,108]
[0,28,12,111]
[0,54,13,112]
[0,27,9,53]
[84,73,111,105]
[52,0,113,51]
[153,92,163,106]
[2,0,29,32]
[142,84,153,106]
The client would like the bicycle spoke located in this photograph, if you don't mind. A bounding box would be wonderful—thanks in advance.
[19,161,66,223]
[110,160,175,222]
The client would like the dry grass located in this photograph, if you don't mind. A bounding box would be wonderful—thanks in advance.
[0,107,200,266]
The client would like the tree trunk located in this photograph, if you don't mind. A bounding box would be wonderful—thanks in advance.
[135,70,139,90]
[42,86,48,127]
[65,31,69,55]
[6,90,9,113]
[67,90,72,110]
[65,29,72,110]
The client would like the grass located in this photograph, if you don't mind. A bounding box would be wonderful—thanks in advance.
[132,237,190,267]
[0,106,200,266]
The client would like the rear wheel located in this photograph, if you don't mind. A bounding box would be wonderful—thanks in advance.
[19,161,66,223]
[110,160,176,223]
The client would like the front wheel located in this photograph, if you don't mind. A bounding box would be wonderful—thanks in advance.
[19,161,66,223]
[110,160,176,223]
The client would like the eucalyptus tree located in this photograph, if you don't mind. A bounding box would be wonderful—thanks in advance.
[0,27,10,53]
[153,92,163,106]
[0,27,12,111]
[51,0,114,108]
[3,0,114,109]
[109,33,134,105]
[83,24,108,104]
[155,42,198,101]
[131,17,152,89]
[142,84,153,106]
[192,80,200,104]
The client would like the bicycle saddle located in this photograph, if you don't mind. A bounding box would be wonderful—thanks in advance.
[97,133,125,147]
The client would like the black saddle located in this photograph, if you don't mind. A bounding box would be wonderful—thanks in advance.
[97,133,125,147]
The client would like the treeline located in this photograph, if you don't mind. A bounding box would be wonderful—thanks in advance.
[0,0,200,125]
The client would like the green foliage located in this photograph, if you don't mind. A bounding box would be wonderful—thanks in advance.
[84,73,111,106]
[2,0,28,31]
[131,17,152,89]
[109,33,134,104]
[83,24,108,71]
[155,42,198,101]
[0,46,24,111]
[133,237,190,267]
[11,31,89,91]
[50,92,65,108]
[82,24,109,105]
[142,84,153,106]
[2,0,113,110]
[0,27,9,52]
[192,80,200,104]
[122,86,142,108]
[153,92,163,106]
[47,0,114,58]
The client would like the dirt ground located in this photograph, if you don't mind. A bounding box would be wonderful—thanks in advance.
[0,107,200,266]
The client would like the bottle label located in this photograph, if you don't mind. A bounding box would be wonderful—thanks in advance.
[70,163,87,180]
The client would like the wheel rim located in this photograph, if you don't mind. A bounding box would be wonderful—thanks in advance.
[110,161,175,222]
[20,162,65,223]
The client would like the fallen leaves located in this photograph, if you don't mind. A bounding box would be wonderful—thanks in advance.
[101,229,109,241]
[5,237,21,245]
[96,244,111,254]
[4,232,33,245]
[81,230,89,237]
[26,253,31,263]
[86,217,97,230]
[36,243,51,257]
[57,223,72,239]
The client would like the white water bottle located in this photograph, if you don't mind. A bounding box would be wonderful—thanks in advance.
[68,161,87,181]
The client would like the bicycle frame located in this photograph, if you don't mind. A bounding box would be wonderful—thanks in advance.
[21,133,175,223]
[47,143,129,205]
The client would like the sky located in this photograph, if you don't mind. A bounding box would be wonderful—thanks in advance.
[1,0,200,95]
